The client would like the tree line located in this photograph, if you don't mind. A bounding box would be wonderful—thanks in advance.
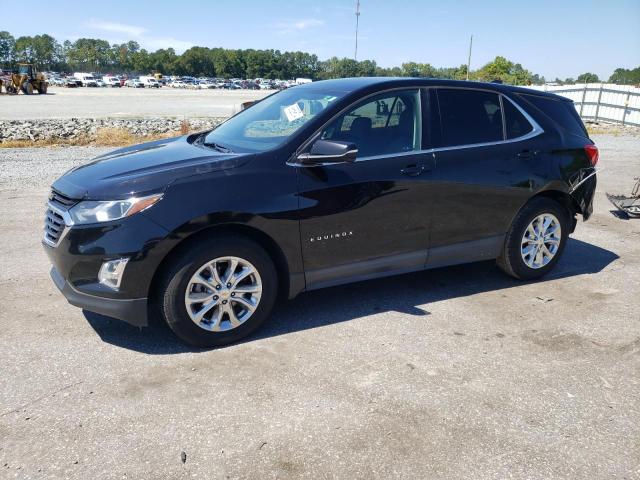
[0,31,637,86]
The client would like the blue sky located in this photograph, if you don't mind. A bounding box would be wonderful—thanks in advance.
[2,0,639,79]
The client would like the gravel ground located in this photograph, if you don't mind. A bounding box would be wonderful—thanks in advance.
[0,87,270,120]
[0,134,638,479]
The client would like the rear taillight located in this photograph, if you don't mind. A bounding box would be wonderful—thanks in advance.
[584,144,599,166]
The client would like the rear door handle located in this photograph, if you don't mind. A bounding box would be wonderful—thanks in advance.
[401,164,425,176]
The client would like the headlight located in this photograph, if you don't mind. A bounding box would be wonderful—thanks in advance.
[69,193,163,225]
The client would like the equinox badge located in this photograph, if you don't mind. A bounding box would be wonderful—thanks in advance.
[310,231,353,243]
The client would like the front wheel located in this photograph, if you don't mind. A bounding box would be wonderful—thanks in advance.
[498,197,570,280]
[158,235,278,347]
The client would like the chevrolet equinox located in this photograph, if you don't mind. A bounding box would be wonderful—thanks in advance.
[44,78,599,347]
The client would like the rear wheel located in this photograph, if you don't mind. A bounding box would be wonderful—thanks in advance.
[498,197,570,280]
[23,82,34,95]
[158,235,278,347]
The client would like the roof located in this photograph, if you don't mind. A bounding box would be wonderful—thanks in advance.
[299,77,567,100]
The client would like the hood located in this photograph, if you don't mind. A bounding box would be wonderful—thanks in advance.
[52,135,252,200]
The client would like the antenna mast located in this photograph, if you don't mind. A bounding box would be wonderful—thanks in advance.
[355,0,361,60]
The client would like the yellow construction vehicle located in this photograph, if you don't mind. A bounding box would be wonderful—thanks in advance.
[5,63,48,95]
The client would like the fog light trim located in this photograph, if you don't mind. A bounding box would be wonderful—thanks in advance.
[98,258,130,290]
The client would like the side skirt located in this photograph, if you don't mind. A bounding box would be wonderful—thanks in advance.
[427,235,504,269]
[301,235,505,293]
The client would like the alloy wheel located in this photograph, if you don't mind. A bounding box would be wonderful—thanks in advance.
[184,256,262,332]
[520,213,562,269]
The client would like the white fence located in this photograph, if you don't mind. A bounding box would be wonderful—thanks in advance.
[526,83,640,126]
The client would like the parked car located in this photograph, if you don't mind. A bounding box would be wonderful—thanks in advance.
[198,81,217,89]
[73,72,98,87]
[43,78,598,347]
[139,76,161,88]
[63,78,79,88]
[125,78,144,88]
[103,76,121,87]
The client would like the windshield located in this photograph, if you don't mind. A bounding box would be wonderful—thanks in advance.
[203,87,345,152]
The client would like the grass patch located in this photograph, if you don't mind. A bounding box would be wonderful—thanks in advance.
[0,127,184,148]
[587,125,621,136]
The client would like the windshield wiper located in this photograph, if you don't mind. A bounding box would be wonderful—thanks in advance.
[202,140,233,153]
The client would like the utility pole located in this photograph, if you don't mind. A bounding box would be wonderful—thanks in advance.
[466,34,473,81]
[355,0,361,61]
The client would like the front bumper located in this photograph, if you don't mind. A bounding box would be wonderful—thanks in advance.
[51,267,148,327]
[43,210,175,328]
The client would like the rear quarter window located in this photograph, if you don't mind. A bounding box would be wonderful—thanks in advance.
[503,98,533,139]
[519,94,588,138]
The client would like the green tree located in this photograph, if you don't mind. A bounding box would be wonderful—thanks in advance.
[576,72,600,83]
[608,67,640,85]
[473,56,532,85]
[14,36,35,62]
[0,31,15,67]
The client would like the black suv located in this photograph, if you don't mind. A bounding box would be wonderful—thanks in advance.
[44,78,598,347]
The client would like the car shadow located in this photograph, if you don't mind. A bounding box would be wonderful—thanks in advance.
[83,238,619,354]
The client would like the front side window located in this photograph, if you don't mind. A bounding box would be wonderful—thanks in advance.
[204,87,345,152]
[436,89,503,147]
[320,89,421,158]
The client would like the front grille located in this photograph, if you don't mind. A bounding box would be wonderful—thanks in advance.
[43,189,77,247]
[43,207,66,246]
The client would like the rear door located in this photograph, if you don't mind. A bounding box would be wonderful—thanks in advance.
[297,88,436,289]
[427,88,544,266]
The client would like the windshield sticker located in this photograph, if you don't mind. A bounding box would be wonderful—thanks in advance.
[283,103,304,122]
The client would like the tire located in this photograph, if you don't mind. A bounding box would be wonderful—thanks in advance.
[497,197,570,280]
[158,234,278,347]
[23,83,33,95]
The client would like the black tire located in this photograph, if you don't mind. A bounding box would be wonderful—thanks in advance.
[158,234,278,347]
[497,197,570,280]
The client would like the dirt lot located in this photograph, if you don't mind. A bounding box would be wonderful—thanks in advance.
[0,87,270,120]
[0,134,639,479]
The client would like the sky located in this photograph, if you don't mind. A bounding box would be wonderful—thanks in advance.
[2,0,639,79]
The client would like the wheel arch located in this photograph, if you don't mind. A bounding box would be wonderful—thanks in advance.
[148,223,295,306]
[530,189,579,232]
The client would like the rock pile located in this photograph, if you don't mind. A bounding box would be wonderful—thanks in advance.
[0,117,226,141]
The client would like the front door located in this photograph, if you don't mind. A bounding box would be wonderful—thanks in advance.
[297,89,435,289]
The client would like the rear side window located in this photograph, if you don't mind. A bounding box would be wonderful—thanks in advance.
[520,94,587,138]
[503,98,533,139]
[436,89,503,147]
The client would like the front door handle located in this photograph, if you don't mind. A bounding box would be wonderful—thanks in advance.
[517,149,539,159]
[401,164,425,176]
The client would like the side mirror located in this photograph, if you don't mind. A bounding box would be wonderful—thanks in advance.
[297,139,358,165]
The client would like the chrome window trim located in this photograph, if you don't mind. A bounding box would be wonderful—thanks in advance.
[298,149,359,162]
[288,85,544,166]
